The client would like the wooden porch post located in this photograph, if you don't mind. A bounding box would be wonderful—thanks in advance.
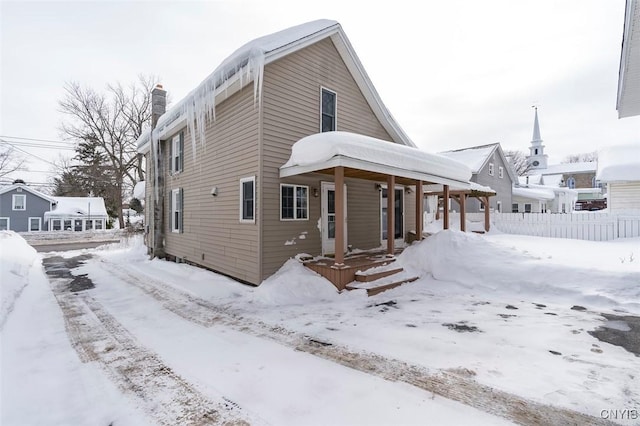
[459,193,466,232]
[483,196,490,232]
[387,175,395,255]
[443,185,450,230]
[334,166,345,266]
[415,180,423,241]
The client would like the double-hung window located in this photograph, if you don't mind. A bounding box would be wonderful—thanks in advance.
[240,177,255,223]
[321,88,336,132]
[171,188,183,233]
[281,184,308,220]
[29,217,41,232]
[498,166,504,179]
[171,132,184,174]
[488,163,494,176]
[12,194,26,210]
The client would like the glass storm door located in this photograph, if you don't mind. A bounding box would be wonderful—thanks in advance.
[321,182,347,255]
[381,187,404,242]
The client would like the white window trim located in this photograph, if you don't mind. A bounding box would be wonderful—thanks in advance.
[280,184,309,221]
[496,201,502,213]
[479,200,485,211]
[171,133,182,174]
[51,218,62,231]
[0,217,9,230]
[498,166,504,179]
[28,217,41,232]
[12,194,26,210]
[320,86,337,132]
[488,163,494,176]
[239,176,256,224]
[171,188,181,233]
[95,219,104,230]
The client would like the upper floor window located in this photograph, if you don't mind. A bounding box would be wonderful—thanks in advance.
[12,194,26,210]
[566,177,576,189]
[281,184,308,220]
[240,176,255,223]
[171,132,184,174]
[321,88,336,132]
[498,166,504,179]
[488,163,494,176]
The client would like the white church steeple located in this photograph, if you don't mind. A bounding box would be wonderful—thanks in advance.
[527,106,548,170]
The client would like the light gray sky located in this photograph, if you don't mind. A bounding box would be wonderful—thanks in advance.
[1,0,638,188]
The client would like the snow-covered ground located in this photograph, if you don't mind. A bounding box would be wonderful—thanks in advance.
[1,229,639,424]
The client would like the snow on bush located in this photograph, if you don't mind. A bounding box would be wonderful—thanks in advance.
[0,231,40,328]
[254,259,340,305]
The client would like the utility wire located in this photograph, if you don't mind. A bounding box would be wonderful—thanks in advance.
[0,135,75,145]
[1,140,59,167]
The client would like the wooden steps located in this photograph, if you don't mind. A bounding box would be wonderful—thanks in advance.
[346,266,419,296]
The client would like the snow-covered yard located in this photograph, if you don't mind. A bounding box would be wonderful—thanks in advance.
[1,229,639,425]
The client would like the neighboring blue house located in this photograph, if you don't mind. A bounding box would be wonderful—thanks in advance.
[0,180,55,232]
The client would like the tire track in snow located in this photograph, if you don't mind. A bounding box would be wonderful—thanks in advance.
[46,266,251,426]
[98,258,613,426]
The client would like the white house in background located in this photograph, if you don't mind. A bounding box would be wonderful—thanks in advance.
[45,197,108,231]
[617,0,640,118]
[513,177,577,213]
[596,145,640,212]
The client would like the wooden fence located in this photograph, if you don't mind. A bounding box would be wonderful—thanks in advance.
[424,211,640,241]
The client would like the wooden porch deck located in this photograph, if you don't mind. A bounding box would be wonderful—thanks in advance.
[304,248,404,291]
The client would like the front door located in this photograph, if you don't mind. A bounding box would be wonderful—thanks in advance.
[321,182,347,255]
[381,187,404,243]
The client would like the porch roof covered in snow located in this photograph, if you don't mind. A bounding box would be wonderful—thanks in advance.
[279,132,472,187]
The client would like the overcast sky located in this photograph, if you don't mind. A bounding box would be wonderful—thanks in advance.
[1,0,638,188]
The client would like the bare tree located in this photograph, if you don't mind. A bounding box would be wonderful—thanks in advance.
[0,145,26,179]
[58,75,157,228]
[562,151,598,163]
[504,150,531,176]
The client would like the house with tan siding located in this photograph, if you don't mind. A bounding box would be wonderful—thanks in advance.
[138,20,471,287]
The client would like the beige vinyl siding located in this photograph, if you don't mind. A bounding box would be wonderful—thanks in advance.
[163,86,261,284]
[260,37,402,281]
[608,182,640,212]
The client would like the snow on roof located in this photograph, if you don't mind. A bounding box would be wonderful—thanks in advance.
[540,162,597,175]
[138,19,417,158]
[438,145,496,173]
[542,173,564,187]
[45,197,108,218]
[280,131,472,187]
[512,186,555,200]
[138,20,339,155]
[596,144,640,182]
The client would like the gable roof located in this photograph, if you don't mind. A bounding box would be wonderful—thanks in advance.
[0,183,56,203]
[138,19,415,154]
[438,143,518,182]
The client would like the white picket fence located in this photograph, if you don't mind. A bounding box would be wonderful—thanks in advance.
[424,211,640,241]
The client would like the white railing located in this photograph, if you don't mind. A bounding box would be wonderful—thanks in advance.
[424,211,640,241]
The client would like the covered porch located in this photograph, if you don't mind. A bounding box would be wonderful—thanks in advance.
[280,132,472,290]
[424,182,496,233]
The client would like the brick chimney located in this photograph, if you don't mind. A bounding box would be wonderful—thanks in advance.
[151,84,167,127]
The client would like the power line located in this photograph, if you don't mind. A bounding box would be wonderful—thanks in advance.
[0,135,75,145]
[1,140,59,167]
[2,140,75,150]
